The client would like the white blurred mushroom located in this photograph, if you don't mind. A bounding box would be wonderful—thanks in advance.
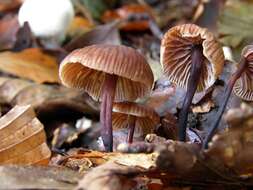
[18,0,74,45]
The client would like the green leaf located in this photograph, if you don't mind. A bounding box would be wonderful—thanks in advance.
[218,0,253,58]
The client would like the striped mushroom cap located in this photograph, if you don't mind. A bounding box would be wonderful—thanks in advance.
[161,24,224,92]
[59,44,154,102]
[233,45,253,101]
[112,102,160,135]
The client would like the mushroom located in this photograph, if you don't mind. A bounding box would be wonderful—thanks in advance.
[18,0,74,44]
[161,24,224,141]
[112,102,160,143]
[59,44,154,151]
[203,45,253,149]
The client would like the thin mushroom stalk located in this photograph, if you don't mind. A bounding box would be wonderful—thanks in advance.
[178,45,204,141]
[126,115,136,143]
[203,57,247,149]
[100,74,118,152]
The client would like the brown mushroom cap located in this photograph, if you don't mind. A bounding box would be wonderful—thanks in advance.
[59,44,154,102]
[233,45,253,101]
[112,102,160,135]
[161,24,224,92]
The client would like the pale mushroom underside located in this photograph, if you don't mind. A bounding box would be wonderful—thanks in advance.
[161,24,224,92]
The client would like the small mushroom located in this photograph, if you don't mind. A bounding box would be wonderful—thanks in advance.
[59,44,154,151]
[161,24,224,141]
[203,45,253,149]
[112,102,160,143]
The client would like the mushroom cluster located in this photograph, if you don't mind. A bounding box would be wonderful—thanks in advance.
[59,22,252,152]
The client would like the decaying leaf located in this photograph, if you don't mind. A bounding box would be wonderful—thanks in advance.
[0,0,23,12]
[145,85,176,116]
[55,148,156,171]
[0,105,51,165]
[13,21,38,52]
[0,78,33,104]
[192,99,215,113]
[64,21,121,52]
[207,103,253,175]
[0,14,19,50]
[102,4,153,31]
[112,104,253,187]
[67,16,94,38]
[0,48,59,83]
[0,77,99,127]
[0,165,82,190]
[76,162,148,190]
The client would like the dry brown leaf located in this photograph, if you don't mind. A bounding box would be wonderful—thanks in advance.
[0,105,51,165]
[0,165,82,189]
[0,77,99,135]
[0,78,33,104]
[64,21,121,52]
[192,100,215,113]
[116,117,253,187]
[9,82,100,121]
[76,162,147,190]
[207,103,253,175]
[55,149,156,172]
[0,14,19,50]
[67,16,94,38]
[101,4,153,31]
[0,0,23,12]
[0,48,59,83]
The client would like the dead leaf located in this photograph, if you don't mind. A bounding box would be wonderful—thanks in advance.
[192,100,215,113]
[102,4,153,31]
[76,162,147,190]
[145,85,176,116]
[0,78,33,104]
[0,48,59,83]
[13,21,38,52]
[207,103,253,175]
[116,118,253,187]
[0,105,51,165]
[64,157,93,173]
[0,0,23,12]
[64,21,121,52]
[0,77,99,137]
[67,16,94,38]
[0,165,82,189]
[0,14,19,50]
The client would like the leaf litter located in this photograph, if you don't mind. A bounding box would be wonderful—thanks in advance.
[0,0,252,189]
